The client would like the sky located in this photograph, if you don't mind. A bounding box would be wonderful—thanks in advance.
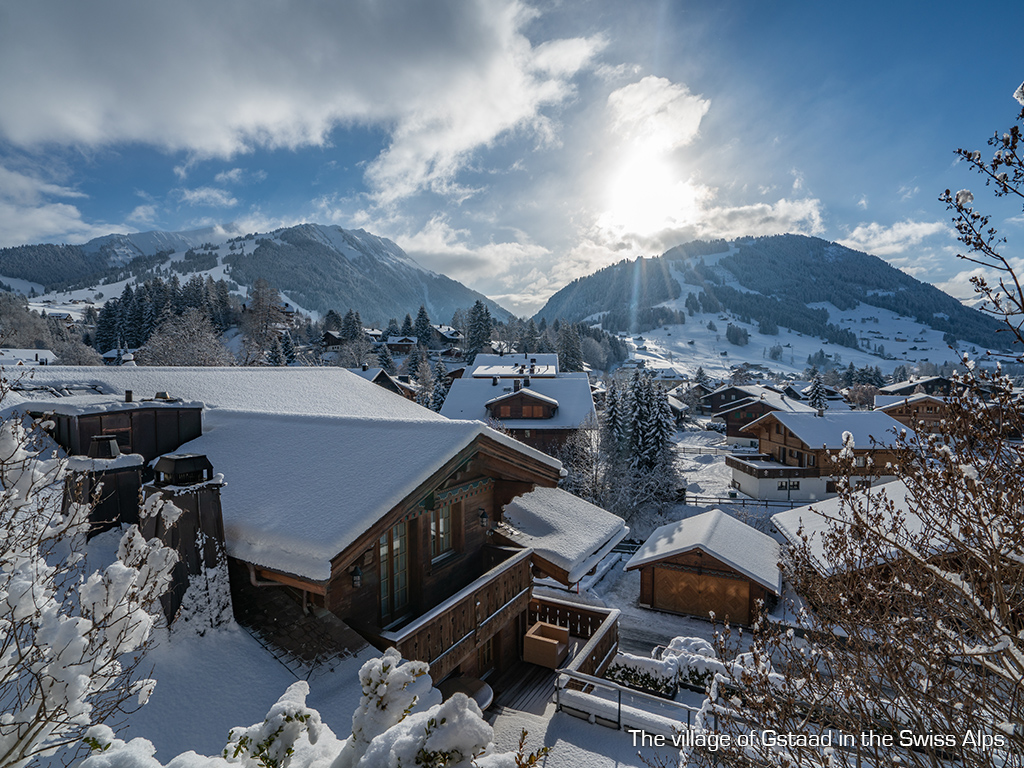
[1,0,1022,316]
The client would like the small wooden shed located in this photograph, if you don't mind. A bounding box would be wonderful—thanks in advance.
[625,509,780,625]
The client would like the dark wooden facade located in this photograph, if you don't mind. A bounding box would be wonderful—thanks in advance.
[247,432,563,682]
[878,396,946,433]
[43,405,202,464]
[741,415,900,471]
[485,390,558,421]
[632,549,776,626]
[720,399,782,442]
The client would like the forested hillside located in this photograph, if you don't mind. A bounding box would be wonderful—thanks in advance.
[534,234,1007,350]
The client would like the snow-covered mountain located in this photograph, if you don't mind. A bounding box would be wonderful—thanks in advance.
[2,223,510,324]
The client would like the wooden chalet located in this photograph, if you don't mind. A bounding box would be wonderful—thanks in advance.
[707,385,817,447]
[19,367,621,685]
[727,410,909,501]
[875,393,947,433]
[625,510,780,625]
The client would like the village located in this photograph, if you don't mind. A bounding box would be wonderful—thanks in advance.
[2,303,1016,768]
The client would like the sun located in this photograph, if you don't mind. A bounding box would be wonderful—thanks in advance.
[598,142,708,238]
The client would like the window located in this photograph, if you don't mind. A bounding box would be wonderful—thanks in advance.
[854,456,867,468]
[499,405,511,418]
[789,481,800,490]
[379,522,409,626]
[777,481,788,491]
[523,405,544,418]
[808,454,816,467]
[431,505,453,560]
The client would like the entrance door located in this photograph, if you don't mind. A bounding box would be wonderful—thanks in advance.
[379,521,410,626]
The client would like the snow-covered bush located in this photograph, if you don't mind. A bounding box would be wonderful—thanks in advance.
[604,651,678,698]
[0,399,178,768]
[81,648,545,768]
[660,636,723,692]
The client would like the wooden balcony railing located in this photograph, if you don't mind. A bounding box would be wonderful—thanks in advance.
[381,546,533,681]
[529,595,620,678]
[726,455,822,480]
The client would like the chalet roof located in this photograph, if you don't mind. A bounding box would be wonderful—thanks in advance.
[440,373,595,429]
[741,410,911,449]
[484,388,559,408]
[470,353,560,378]
[13,367,562,582]
[716,389,817,417]
[625,509,781,594]
[874,393,946,410]
[14,366,434,419]
[878,376,950,395]
[500,487,628,584]
[386,335,418,345]
[771,481,935,576]
[0,347,58,365]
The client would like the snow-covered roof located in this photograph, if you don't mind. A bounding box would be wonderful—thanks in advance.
[440,373,594,429]
[771,481,930,576]
[347,366,386,382]
[625,509,781,594]
[500,487,628,584]
[873,393,946,410]
[741,410,911,449]
[484,388,559,408]
[470,353,559,378]
[716,389,817,417]
[0,348,58,365]
[13,367,436,419]
[879,376,949,394]
[15,367,563,580]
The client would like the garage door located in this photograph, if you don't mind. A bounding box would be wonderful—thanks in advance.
[652,567,749,625]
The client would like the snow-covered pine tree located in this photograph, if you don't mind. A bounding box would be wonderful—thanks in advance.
[281,331,296,365]
[405,344,423,379]
[465,300,492,363]
[415,358,434,408]
[414,305,432,348]
[430,360,449,411]
[807,373,829,415]
[376,343,396,375]
[340,309,361,342]
[266,338,285,367]
[400,313,414,337]
[557,323,584,372]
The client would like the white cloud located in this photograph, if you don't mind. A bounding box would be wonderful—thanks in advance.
[214,168,268,185]
[838,219,950,255]
[0,0,602,205]
[606,76,709,152]
[0,165,110,246]
[127,204,158,225]
[179,187,238,208]
[857,195,869,210]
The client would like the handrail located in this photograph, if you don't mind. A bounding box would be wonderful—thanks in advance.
[555,667,701,730]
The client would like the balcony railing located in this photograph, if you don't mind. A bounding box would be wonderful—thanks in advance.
[529,595,620,678]
[726,455,822,480]
[380,546,533,681]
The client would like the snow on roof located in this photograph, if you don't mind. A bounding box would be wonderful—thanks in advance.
[0,348,58,365]
[500,487,627,584]
[346,366,385,381]
[484,388,559,408]
[440,374,594,429]
[741,410,911,449]
[13,366,438,420]
[716,389,817,417]
[470,353,560,378]
[874,393,945,410]
[771,481,927,576]
[625,509,781,594]
[19,393,202,416]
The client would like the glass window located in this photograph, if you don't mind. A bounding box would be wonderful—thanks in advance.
[379,522,409,625]
[431,505,452,559]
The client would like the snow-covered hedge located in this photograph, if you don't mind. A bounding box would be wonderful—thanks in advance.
[660,636,726,691]
[604,651,678,698]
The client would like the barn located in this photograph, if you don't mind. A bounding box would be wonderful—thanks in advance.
[624,509,781,625]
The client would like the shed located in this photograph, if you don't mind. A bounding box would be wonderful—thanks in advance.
[625,510,781,625]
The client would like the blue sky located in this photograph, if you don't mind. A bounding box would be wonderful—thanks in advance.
[1,0,1021,315]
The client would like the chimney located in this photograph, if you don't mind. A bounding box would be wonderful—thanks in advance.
[152,454,214,487]
[125,389,133,403]
[87,434,121,459]
[492,376,499,386]
[514,379,521,392]
[362,362,368,371]
[524,377,531,387]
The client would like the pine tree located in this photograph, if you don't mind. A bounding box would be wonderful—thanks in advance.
[323,309,343,333]
[807,373,829,414]
[557,323,584,372]
[281,332,296,365]
[405,344,424,379]
[377,344,397,375]
[266,338,285,366]
[340,309,361,342]
[415,358,434,408]
[400,313,414,337]
[430,360,449,411]
[694,366,712,389]
[414,305,432,348]
[465,301,492,363]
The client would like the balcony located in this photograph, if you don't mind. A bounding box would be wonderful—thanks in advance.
[727,454,822,480]
[377,546,533,682]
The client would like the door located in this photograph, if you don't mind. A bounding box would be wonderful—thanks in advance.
[379,521,410,626]
[652,566,749,625]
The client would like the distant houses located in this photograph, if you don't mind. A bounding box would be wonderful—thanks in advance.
[439,353,596,453]
[727,410,910,501]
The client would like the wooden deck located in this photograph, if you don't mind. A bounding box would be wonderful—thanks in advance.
[488,633,585,715]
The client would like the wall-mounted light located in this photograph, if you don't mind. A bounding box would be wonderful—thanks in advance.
[351,566,362,588]
[479,508,489,528]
